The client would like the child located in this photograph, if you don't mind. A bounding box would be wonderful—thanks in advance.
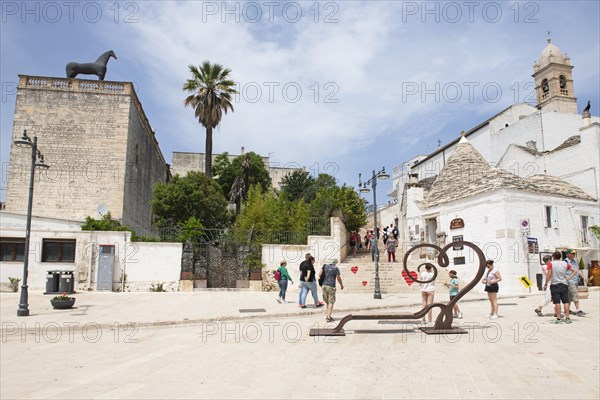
[444,270,463,319]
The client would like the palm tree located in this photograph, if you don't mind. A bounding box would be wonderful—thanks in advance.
[183,61,237,178]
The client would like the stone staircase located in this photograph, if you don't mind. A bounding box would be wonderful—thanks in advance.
[336,252,422,294]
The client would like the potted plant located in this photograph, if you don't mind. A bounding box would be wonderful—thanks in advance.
[8,277,20,293]
[50,292,76,309]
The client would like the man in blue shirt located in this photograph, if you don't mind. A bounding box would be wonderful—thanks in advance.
[565,249,588,316]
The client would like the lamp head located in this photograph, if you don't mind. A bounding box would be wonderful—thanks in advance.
[378,167,390,180]
[35,152,50,169]
[359,183,370,193]
[14,130,33,148]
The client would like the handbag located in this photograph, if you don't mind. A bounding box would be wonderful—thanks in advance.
[318,266,326,287]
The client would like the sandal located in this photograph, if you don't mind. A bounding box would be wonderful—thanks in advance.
[326,317,334,322]
[534,308,543,317]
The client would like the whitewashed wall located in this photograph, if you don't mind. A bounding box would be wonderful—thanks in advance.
[0,212,183,292]
[122,242,182,292]
[261,217,347,279]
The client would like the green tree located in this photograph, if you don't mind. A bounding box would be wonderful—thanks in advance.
[81,212,131,232]
[309,184,367,232]
[152,171,229,229]
[281,170,315,202]
[183,61,238,178]
[233,185,309,242]
[314,173,337,192]
[214,152,271,203]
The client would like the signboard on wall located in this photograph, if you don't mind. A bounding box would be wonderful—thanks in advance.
[450,218,464,229]
[452,235,464,251]
[527,237,539,254]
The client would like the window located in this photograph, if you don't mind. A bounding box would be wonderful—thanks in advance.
[0,238,25,261]
[42,239,76,263]
[543,206,558,228]
[581,216,594,246]
[541,79,549,93]
[559,75,567,89]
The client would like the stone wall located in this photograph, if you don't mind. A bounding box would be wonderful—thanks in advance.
[122,96,170,235]
[5,76,169,234]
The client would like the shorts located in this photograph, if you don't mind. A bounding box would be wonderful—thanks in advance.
[450,294,458,301]
[550,283,569,304]
[484,283,499,293]
[322,285,337,304]
[567,284,579,302]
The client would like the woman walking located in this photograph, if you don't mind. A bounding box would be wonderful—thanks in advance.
[420,265,436,324]
[482,260,502,319]
[276,260,293,303]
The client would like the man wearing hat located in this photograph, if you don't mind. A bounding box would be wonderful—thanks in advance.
[565,249,588,316]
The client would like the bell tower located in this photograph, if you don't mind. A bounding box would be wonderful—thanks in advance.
[532,38,577,113]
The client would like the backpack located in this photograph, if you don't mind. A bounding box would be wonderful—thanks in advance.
[274,268,281,281]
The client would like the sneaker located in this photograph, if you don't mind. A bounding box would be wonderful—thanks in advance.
[490,314,498,320]
[564,318,572,324]
[534,308,543,317]
[457,312,463,319]
[550,318,562,324]
[576,310,586,316]
[276,298,282,304]
[484,313,492,318]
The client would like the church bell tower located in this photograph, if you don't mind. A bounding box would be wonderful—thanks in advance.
[532,38,577,113]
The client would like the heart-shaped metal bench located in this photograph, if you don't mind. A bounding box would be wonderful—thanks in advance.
[310,241,486,336]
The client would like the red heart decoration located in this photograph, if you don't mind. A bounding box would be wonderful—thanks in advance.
[402,270,418,286]
[362,281,368,286]
[351,266,359,274]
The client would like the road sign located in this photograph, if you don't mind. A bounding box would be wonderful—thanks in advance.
[519,275,533,289]
[520,219,530,235]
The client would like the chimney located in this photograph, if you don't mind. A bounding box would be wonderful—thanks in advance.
[526,140,537,151]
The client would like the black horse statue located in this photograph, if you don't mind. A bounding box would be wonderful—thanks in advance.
[66,50,117,81]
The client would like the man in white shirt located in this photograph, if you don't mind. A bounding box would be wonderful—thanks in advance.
[544,251,577,324]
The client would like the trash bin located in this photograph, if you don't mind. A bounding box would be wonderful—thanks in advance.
[45,270,60,293]
[58,271,74,293]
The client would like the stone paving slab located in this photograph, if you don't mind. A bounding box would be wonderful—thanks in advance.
[1,287,498,330]
[1,290,598,399]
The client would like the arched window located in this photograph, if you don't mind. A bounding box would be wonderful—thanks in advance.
[542,79,549,93]
[559,75,567,89]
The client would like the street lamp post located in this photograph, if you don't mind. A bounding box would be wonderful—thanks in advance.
[358,167,390,299]
[14,130,49,317]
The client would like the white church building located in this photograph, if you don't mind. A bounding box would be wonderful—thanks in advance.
[396,39,600,294]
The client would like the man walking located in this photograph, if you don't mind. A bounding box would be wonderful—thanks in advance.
[564,249,588,316]
[544,251,577,324]
[319,260,344,322]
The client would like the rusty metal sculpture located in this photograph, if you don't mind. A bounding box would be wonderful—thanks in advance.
[66,50,117,81]
[309,241,487,336]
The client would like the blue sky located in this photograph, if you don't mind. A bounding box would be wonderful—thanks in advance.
[2,1,599,204]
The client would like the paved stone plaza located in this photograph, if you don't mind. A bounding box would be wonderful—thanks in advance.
[1,289,598,399]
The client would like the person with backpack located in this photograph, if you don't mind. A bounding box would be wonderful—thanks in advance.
[318,260,344,322]
[276,260,293,303]
[392,224,399,240]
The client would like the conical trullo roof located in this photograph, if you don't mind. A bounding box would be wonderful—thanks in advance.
[425,139,595,207]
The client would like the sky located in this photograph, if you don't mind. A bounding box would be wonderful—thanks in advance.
[1,1,599,205]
